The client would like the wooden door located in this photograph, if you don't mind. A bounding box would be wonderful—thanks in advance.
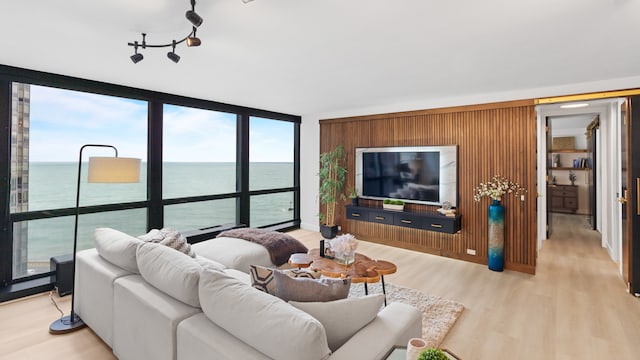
[621,100,630,287]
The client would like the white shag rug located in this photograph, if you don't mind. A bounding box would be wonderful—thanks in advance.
[349,281,464,348]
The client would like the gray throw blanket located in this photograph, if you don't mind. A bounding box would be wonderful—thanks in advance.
[217,228,308,266]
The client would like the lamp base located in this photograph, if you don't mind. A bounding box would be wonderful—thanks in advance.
[49,314,86,334]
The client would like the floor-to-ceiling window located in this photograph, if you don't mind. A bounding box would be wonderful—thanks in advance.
[0,65,301,301]
[162,105,238,232]
[249,116,296,227]
[9,84,148,280]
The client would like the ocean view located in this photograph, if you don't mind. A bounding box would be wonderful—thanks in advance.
[20,162,294,262]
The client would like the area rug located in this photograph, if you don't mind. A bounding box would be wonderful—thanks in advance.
[349,282,464,348]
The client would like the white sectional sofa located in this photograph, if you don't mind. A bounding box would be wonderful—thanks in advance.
[75,227,422,360]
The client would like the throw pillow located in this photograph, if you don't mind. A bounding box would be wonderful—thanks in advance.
[249,265,321,294]
[199,269,331,360]
[136,241,203,307]
[94,227,143,273]
[138,228,195,257]
[273,269,351,302]
[289,294,384,351]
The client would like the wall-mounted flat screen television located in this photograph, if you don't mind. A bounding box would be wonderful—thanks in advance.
[355,145,458,207]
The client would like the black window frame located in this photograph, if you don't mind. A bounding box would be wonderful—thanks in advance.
[0,64,301,301]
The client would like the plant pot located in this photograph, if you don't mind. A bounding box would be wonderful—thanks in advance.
[320,224,339,239]
[351,198,359,206]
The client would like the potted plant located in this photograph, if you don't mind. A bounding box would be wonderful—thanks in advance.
[347,186,359,206]
[319,145,347,239]
[417,348,449,360]
[382,198,405,211]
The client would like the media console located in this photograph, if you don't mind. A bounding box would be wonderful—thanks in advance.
[345,205,461,234]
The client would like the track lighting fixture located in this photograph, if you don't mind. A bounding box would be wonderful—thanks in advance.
[127,0,203,63]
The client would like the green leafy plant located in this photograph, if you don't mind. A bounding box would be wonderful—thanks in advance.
[319,145,347,227]
[417,348,448,360]
[569,171,577,183]
[383,199,405,205]
[347,186,359,199]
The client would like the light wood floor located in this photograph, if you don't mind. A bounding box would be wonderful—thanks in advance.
[1,214,639,360]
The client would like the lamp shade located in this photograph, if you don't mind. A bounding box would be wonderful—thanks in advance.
[87,157,141,183]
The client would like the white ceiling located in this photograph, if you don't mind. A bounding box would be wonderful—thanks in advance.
[1,0,639,117]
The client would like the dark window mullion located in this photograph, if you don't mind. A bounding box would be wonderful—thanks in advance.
[0,80,12,286]
[148,101,163,230]
[237,113,250,226]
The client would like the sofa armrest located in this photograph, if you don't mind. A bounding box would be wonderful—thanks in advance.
[328,302,422,360]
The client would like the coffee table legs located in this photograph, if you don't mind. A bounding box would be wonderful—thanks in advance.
[363,276,388,306]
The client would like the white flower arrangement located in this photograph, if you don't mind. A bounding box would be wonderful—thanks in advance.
[329,233,358,255]
[473,175,526,202]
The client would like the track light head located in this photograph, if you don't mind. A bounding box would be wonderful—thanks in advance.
[130,42,144,63]
[186,37,201,47]
[167,52,180,63]
[130,53,144,63]
[167,40,180,63]
[186,27,201,47]
[186,10,203,27]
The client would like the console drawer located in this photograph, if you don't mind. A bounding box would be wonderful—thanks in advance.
[393,213,423,229]
[368,210,394,225]
[423,218,457,233]
[346,208,368,220]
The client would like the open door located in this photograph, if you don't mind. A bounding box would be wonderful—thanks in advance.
[620,101,630,286]
[625,96,640,295]
[546,116,553,238]
[587,117,599,230]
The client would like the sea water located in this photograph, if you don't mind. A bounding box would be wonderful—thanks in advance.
[19,162,294,262]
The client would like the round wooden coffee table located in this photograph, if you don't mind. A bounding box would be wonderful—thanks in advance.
[289,248,397,305]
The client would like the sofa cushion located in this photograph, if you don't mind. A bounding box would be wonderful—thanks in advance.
[194,256,226,271]
[94,227,143,273]
[273,269,351,302]
[199,269,331,360]
[136,242,202,307]
[249,265,321,294]
[138,228,195,257]
[290,294,385,351]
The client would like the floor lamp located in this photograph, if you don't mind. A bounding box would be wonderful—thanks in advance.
[49,144,141,334]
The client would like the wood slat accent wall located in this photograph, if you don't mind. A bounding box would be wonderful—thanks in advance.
[320,100,538,274]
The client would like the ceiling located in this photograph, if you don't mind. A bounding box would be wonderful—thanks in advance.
[1,0,639,117]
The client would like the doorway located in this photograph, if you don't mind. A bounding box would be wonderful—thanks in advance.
[536,98,626,273]
[546,113,599,240]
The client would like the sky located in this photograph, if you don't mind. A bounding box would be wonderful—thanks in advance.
[27,85,294,162]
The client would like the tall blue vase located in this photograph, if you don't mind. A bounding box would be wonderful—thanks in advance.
[488,199,505,272]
